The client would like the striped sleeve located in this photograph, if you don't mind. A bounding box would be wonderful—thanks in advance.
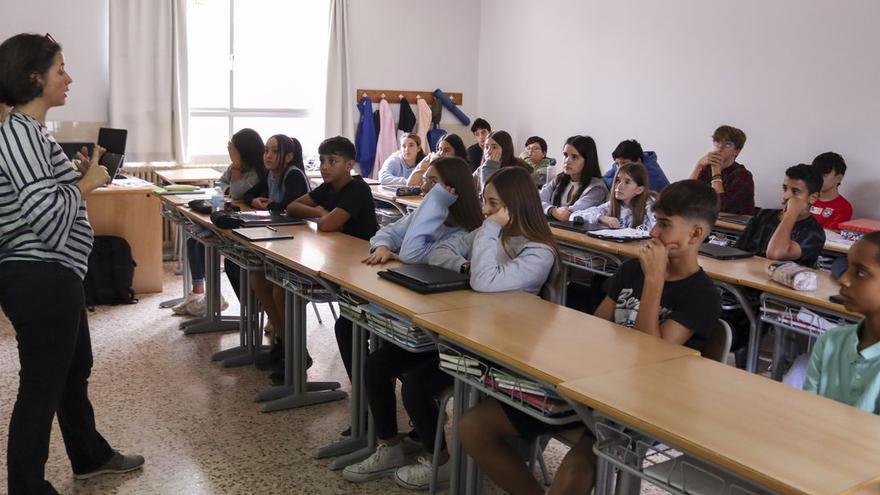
[0,116,83,250]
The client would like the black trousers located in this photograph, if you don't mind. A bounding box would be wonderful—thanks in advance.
[335,317,364,382]
[0,261,114,495]
[364,345,452,452]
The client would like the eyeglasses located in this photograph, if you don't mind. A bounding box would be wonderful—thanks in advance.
[525,145,543,153]
[44,33,57,44]
[712,140,736,150]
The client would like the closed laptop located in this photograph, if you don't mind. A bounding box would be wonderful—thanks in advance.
[378,265,470,293]
[699,243,754,260]
[549,220,605,234]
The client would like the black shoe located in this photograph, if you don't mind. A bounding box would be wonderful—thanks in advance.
[269,369,284,386]
[74,451,145,480]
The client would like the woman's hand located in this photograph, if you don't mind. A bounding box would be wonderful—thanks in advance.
[488,206,510,227]
[550,207,571,222]
[362,245,398,265]
[598,215,621,229]
[76,146,110,195]
[251,197,270,209]
[73,146,92,174]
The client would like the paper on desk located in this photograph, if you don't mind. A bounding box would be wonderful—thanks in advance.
[112,177,153,187]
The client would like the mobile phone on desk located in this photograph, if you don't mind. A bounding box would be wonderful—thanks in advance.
[829,294,845,305]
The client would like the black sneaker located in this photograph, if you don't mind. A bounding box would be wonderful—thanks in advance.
[74,451,144,480]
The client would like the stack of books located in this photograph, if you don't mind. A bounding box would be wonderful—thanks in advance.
[362,304,434,349]
[485,369,572,416]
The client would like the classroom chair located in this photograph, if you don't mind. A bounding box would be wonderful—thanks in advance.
[702,319,733,364]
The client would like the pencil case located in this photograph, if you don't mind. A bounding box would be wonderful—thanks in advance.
[767,261,817,291]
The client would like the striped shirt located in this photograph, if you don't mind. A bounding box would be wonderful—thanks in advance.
[0,112,93,279]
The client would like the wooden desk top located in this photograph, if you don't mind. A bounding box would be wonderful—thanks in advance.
[559,356,880,495]
[414,297,697,385]
[396,195,423,209]
[239,223,348,277]
[155,167,222,185]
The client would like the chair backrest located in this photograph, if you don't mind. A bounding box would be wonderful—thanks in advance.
[701,319,732,363]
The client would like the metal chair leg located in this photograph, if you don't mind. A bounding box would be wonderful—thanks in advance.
[310,301,323,324]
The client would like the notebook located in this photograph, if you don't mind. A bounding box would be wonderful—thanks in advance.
[549,220,606,234]
[718,213,752,226]
[232,227,295,241]
[699,243,754,260]
[378,265,470,294]
[236,211,306,227]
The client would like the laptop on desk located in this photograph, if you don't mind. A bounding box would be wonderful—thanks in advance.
[699,243,754,260]
[236,211,306,227]
[378,265,470,294]
[549,220,606,234]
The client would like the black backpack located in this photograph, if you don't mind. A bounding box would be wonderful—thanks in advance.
[84,235,138,307]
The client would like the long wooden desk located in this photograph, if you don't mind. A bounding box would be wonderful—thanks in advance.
[559,355,880,495]
[155,167,222,186]
[415,295,697,386]
[87,184,162,293]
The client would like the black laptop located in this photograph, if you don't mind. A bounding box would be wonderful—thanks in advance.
[378,265,470,294]
[549,220,606,234]
[237,212,306,227]
[97,128,128,155]
[699,243,754,260]
[100,152,125,181]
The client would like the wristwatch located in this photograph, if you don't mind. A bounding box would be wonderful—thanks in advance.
[460,261,471,275]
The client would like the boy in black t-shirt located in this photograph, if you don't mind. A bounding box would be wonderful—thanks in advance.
[288,136,378,430]
[734,164,826,266]
[458,180,723,495]
[288,136,378,240]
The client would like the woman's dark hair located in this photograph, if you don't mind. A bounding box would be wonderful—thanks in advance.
[552,135,602,207]
[231,128,265,178]
[268,134,304,173]
[488,130,530,171]
[430,157,482,231]
[439,133,468,160]
[0,33,62,106]
[400,132,426,164]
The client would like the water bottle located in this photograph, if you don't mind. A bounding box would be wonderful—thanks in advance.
[211,181,224,211]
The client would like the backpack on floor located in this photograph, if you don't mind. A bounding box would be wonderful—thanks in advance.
[84,235,138,307]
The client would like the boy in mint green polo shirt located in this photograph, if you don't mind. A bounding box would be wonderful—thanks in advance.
[804,231,880,414]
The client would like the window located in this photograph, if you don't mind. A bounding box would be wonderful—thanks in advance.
[187,0,330,161]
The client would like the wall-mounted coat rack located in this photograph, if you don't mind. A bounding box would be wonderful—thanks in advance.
[355,89,463,105]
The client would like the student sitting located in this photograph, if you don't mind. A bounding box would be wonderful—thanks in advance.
[406,133,469,187]
[341,157,483,489]
[602,139,669,193]
[804,232,880,414]
[540,135,608,222]
[519,135,556,187]
[429,166,560,300]
[810,151,853,230]
[466,118,491,172]
[734,164,826,266]
[241,135,312,382]
[689,125,755,215]
[571,162,656,230]
[473,130,531,192]
[171,127,264,316]
[457,180,722,495]
[288,135,378,395]
[378,133,425,185]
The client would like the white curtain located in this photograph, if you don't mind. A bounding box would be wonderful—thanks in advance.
[324,0,353,140]
[109,0,188,162]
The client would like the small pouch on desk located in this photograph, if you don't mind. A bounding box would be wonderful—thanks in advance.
[767,261,818,291]
[188,199,213,214]
[210,211,244,229]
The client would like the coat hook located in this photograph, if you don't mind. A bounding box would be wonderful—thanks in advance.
[362,92,368,98]
[380,93,386,99]
[398,93,404,99]
[450,95,455,102]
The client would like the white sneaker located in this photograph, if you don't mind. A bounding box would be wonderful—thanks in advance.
[264,319,274,335]
[171,293,201,315]
[185,295,229,317]
[342,443,406,482]
[395,456,450,491]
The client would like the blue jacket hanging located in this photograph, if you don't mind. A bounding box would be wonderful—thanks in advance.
[432,89,470,126]
[355,96,377,177]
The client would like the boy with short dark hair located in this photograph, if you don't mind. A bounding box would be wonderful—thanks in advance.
[466,118,491,172]
[520,135,556,187]
[804,231,880,414]
[809,151,852,230]
[288,136,378,398]
[603,139,670,192]
[734,163,826,266]
[288,136,378,240]
[457,180,722,495]
[690,125,754,214]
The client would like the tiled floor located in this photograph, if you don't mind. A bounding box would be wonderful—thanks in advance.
[0,264,592,494]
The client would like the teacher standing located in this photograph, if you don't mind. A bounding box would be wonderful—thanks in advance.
[0,33,143,494]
